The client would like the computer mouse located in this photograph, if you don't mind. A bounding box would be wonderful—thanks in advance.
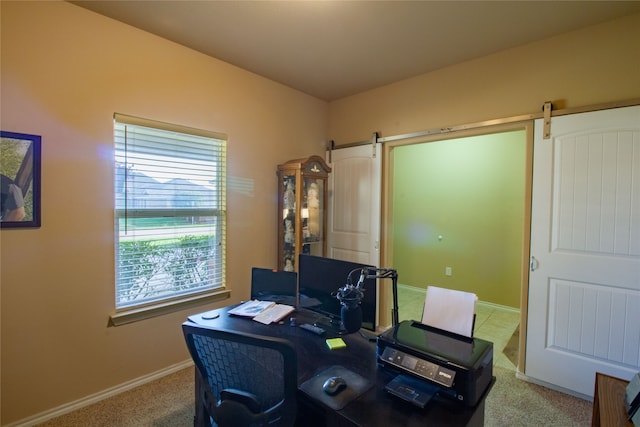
[322,376,347,396]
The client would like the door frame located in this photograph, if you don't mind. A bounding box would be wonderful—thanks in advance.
[380,121,534,372]
[331,98,640,372]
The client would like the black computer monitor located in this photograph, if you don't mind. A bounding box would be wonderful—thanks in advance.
[298,254,377,331]
[250,267,298,307]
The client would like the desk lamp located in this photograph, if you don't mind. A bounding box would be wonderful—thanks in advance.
[336,267,399,333]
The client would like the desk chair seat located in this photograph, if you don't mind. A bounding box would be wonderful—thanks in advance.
[183,322,297,427]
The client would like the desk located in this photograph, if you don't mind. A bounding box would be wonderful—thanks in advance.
[186,305,491,427]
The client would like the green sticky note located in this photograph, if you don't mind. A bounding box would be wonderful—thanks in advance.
[326,338,346,350]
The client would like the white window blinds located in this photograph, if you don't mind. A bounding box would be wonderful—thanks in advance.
[114,114,226,309]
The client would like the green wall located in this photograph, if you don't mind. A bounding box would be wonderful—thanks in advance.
[392,130,526,308]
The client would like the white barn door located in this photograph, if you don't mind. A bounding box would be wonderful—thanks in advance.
[326,143,381,267]
[526,105,640,397]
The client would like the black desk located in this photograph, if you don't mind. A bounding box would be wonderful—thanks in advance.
[186,305,491,427]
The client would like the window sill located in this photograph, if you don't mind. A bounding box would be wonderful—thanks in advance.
[109,289,230,326]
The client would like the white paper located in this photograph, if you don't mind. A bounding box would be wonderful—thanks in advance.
[228,300,275,317]
[253,304,295,325]
[421,286,477,338]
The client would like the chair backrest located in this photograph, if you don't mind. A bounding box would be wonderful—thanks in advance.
[182,322,297,427]
[250,267,298,307]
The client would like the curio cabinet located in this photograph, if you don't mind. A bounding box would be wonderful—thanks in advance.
[277,155,331,272]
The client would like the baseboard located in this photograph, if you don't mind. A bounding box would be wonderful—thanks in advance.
[475,300,520,313]
[4,359,194,427]
[397,283,521,314]
[397,283,426,293]
[515,370,592,402]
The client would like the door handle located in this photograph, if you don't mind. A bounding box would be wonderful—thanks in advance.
[530,256,539,272]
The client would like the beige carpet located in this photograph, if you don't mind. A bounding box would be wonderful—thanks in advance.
[487,366,591,427]
[37,364,592,426]
[36,368,195,427]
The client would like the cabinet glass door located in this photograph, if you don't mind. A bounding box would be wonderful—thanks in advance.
[302,177,324,257]
[281,174,296,271]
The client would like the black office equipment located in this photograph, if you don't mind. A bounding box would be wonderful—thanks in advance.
[182,322,298,427]
[188,304,492,426]
[322,376,347,396]
[299,323,325,336]
[377,320,493,407]
[337,267,399,333]
[385,374,440,408]
[250,267,298,307]
[298,254,377,331]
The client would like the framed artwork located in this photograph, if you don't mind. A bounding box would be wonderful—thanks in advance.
[627,373,640,422]
[1,131,42,228]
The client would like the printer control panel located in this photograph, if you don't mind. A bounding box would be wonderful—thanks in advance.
[380,347,456,388]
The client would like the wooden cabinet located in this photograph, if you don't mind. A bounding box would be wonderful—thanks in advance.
[592,372,633,427]
[277,155,331,272]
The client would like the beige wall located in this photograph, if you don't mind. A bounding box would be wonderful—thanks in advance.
[0,2,327,424]
[327,12,640,326]
[392,131,526,309]
[327,13,640,144]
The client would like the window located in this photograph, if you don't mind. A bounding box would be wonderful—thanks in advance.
[113,114,227,320]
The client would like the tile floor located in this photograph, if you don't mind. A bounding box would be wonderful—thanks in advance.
[396,285,521,371]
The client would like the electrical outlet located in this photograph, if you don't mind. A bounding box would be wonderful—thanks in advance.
[445,267,452,276]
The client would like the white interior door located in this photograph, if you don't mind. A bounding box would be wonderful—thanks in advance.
[526,105,640,398]
[326,143,381,267]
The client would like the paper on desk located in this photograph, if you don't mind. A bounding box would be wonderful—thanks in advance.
[252,304,294,325]
[421,286,477,338]
[228,300,275,317]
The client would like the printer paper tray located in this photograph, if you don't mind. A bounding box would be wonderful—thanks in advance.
[385,374,440,408]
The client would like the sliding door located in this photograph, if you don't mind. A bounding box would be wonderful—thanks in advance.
[326,144,381,267]
[526,105,640,397]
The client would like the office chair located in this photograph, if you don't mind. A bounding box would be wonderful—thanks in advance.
[182,322,297,427]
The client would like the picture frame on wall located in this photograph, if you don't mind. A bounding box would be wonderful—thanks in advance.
[627,373,640,423]
[1,131,42,228]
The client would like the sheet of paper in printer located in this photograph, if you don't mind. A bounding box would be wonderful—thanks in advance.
[421,286,477,338]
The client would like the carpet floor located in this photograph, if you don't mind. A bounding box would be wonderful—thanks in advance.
[37,361,592,426]
[36,368,194,427]
[486,366,590,427]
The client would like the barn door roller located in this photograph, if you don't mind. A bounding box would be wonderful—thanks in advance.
[542,101,553,139]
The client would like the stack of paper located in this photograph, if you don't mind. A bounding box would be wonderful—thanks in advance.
[228,300,294,325]
[421,286,477,338]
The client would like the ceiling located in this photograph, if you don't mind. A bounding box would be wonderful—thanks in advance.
[71,1,640,101]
